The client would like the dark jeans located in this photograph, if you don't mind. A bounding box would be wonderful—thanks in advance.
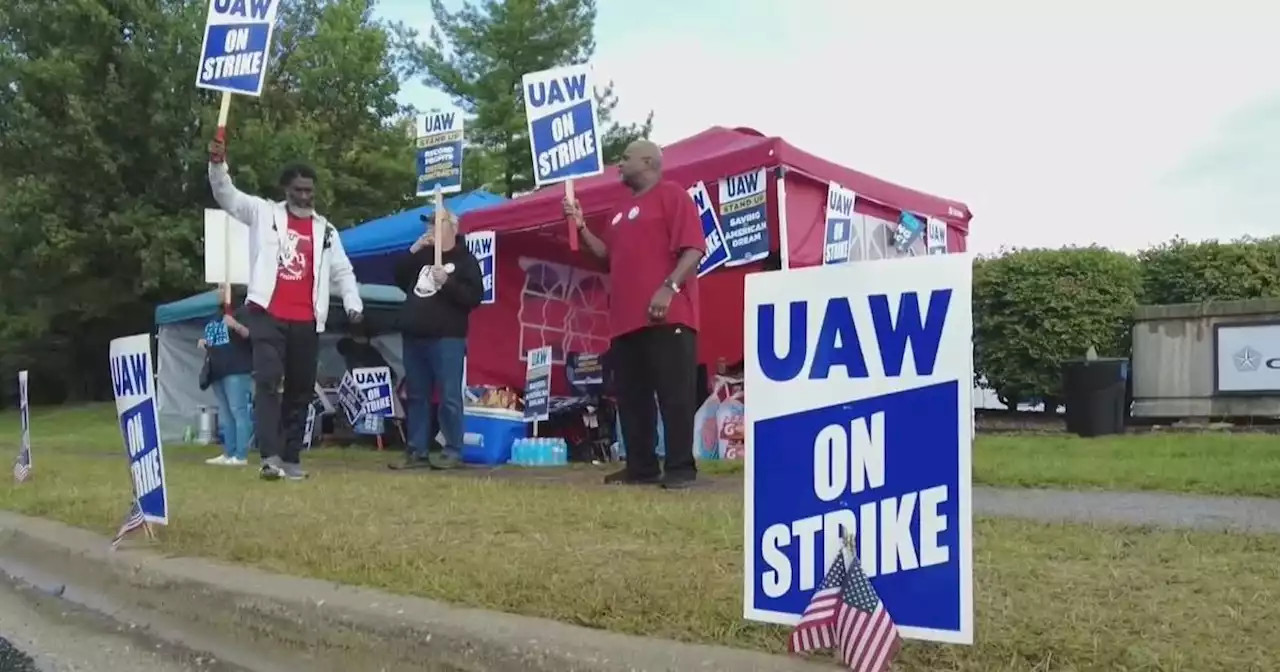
[403,336,466,457]
[247,305,318,465]
[611,324,698,479]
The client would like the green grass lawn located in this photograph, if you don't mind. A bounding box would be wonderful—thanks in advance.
[0,404,1278,670]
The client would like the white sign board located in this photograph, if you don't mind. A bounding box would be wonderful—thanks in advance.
[743,254,974,644]
[204,209,252,285]
[1214,322,1280,394]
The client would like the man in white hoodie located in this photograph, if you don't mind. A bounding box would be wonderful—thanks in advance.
[208,138,364,481]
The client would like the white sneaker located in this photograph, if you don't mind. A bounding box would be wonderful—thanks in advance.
[225,457,248,466]
[205,455,229,465]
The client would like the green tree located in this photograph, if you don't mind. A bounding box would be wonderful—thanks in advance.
[0,0,419,401]
[412,0,653,196]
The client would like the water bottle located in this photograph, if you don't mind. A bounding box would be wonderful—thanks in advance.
[512,438,525,466]
[537,438,549,466]
[555,439,567,465]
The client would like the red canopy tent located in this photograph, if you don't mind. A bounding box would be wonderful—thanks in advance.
[460,126,972,391]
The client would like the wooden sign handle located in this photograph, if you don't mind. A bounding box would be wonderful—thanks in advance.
[565,179,579,251]
[433,186,444,267]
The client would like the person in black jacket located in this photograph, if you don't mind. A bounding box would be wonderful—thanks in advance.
[391,210,483,469]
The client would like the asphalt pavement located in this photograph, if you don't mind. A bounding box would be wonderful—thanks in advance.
[0,577,232,672]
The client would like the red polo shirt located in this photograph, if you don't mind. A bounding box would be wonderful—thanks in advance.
[601,180,706,339]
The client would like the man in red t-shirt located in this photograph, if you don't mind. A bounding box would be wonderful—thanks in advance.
[564,140,706,489]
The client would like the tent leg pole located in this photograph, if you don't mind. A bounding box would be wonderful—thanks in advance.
[774,167,791,270]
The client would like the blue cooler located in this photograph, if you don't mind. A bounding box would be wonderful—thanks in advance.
[462,407,527,465]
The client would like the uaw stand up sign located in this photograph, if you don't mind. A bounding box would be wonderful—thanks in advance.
[743,253,974,645]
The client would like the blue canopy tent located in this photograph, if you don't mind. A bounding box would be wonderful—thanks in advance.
[340,190,506,285]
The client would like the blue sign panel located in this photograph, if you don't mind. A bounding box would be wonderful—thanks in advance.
[465,231,497,305]
[824,182,856,265]
[109,334,169,525]
[522,64,603,187]
[687,181,731,277]
[416,111,465,196]
[743,254,974,645]
[718,168,770,266]
[195,0,280,96]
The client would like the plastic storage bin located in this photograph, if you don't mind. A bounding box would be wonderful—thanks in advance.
[462,407,527,465]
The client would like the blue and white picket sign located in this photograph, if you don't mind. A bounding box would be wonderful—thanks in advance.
[352,366,394,418]
[823,182,857,266]
[195,0,281,96]
[894,211,926,255]
[109,335,169,525]
[465,231,497,304]
[687,181,731,277]
[415,111,465,197]
[524,346,552,423]
[926,218,948,255]
[743,254,974,645]
[337,371,364,426]
[18,370,30,469]
[302,402,317,450]
[718,168,770,267]
[521,64,603,187]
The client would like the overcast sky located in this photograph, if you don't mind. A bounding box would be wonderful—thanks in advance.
[378,0,1279,254]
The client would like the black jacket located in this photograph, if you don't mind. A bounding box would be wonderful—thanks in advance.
[393,235,484,338]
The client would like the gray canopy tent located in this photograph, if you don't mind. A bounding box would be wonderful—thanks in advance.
[152,284,408,443]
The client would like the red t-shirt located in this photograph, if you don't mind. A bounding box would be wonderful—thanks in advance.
[267,213,316,322]
[601,180,706,339]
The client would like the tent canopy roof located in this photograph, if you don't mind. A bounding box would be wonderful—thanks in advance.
[154,284,406,325]
[461,126,972,235]
[341,190,507,259]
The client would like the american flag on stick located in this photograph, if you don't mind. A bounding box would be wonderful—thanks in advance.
[110,499,147,549]
[787,544,901,672]
[12,446,30,483]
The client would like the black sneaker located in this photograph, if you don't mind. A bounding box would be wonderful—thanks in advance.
[660,472,697,490]
[603,469,661,485]
[260,456,285,481]
[389,453,432,470]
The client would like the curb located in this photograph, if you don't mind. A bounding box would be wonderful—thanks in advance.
[0,512,834,672]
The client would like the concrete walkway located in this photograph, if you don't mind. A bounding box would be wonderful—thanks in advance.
[974,486,1280,534]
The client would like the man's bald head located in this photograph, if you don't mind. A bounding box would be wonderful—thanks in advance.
[618,139,663,192]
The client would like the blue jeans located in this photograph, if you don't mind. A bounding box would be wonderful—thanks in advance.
[212,373,254,460]
[403,337,466,458]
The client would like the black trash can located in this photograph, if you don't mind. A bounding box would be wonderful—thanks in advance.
[1062,357,1129,437]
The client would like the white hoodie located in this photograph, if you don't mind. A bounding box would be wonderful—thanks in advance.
[208,161,362,332]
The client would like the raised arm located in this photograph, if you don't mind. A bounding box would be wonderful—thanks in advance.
[207,139,267,228]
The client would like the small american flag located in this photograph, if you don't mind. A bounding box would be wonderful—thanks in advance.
[787,548,901,672]
[110,500,146,549]
[12,446,30,483]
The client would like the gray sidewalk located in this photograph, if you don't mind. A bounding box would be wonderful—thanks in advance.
[974,486,1280,534]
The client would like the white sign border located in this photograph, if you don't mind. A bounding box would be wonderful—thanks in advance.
[193,0,281,98]
[521,63,605,189]
[740,255,975,645]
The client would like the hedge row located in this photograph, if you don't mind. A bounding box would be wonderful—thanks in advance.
[972,236,1280,407]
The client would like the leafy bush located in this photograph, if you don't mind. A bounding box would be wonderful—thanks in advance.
[1137,236,1280,305]
[973,247,1142,407]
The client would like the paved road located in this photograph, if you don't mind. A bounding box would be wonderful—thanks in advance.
[975,486,1280,534]
[0,579,232,672]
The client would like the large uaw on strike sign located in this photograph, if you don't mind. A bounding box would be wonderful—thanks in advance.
[196,0,280,96]
[522,64,603,186]
[743,254,974,644]
[109,334,170,525]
